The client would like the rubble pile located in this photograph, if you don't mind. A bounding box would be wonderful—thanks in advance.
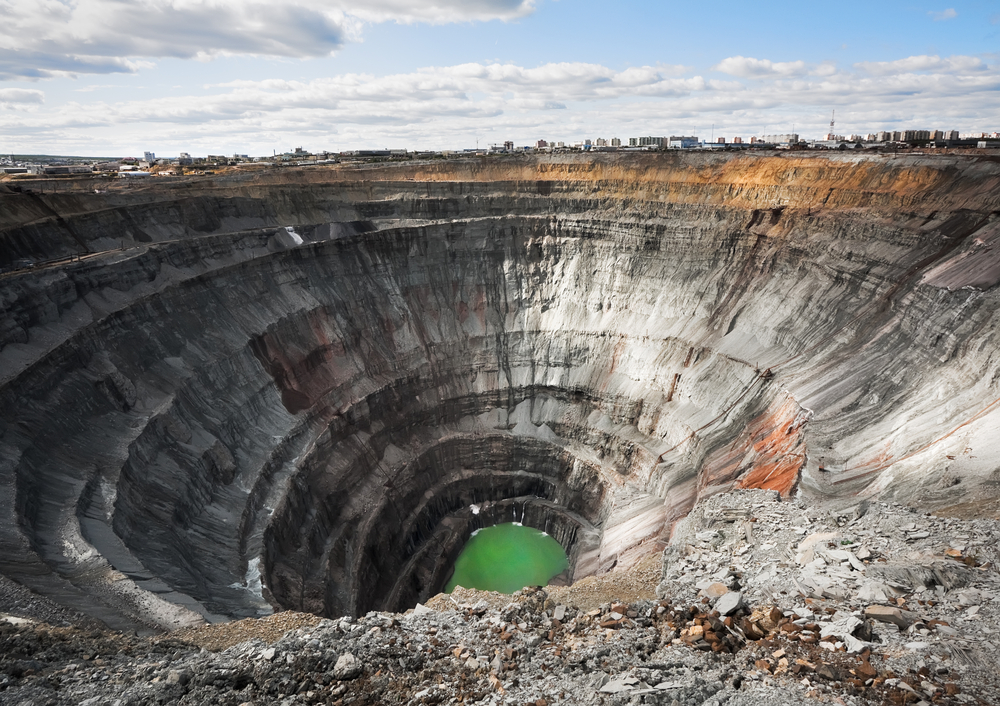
[658,489,1000,703]
[1,489,999,705]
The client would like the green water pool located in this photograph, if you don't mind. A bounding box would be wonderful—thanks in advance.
[445,523,569,594]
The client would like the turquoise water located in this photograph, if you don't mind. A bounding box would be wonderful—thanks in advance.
[446,523,569,594]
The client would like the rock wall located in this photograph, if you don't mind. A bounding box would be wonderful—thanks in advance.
[2,152,1000,630]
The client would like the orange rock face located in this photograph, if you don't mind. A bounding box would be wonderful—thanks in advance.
[700,397,807,497]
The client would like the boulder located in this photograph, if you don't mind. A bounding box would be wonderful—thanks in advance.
[865,605,917,630]
[333,653,363,680]
[715,591,743,616]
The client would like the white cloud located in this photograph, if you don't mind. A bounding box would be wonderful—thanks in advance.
[212,62,695,104]
[0,0,534,80]
[713,56,808,78]
[0,88,44,105]
[811,62,838,77]
[341,0,534,23]
[74,84,129,93]
[854,54,986,75]
[929,8,958,21]
[2,53,998,154]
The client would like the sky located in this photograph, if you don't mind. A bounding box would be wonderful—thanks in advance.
[0,0,998,157]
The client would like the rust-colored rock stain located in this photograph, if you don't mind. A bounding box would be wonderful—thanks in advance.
[700,397,807,497]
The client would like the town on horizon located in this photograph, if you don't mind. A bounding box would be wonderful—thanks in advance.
[2,128,999,178]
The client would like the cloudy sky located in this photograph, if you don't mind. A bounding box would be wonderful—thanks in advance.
[0,0,997,156]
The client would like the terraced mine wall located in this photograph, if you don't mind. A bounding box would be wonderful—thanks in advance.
[1,152,1000,632]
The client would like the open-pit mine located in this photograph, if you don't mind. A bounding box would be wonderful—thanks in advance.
[1,152,999,705]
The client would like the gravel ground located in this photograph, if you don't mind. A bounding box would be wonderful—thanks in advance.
[1,489,997,705]
[546,553,662,613]
[429,553,662,615]
[0,575,104,631]
[172,612,323,652]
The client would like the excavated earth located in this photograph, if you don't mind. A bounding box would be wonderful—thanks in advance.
[2,151,1000,704]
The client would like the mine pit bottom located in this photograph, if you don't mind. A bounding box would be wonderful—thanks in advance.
[445,522,570,594]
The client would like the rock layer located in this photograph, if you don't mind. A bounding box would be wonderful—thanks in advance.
[1,152,1000,629]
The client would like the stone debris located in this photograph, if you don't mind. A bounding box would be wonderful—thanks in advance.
[715,591,744,616]
[656,489,1000,703]
[701,582,730,599]
[333,652,363,680]
[865,605,918,630]
[1,488,999,705]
